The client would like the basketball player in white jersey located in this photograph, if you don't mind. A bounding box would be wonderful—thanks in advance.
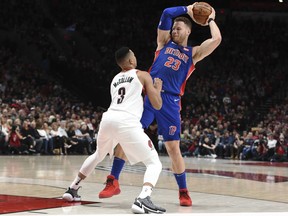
[62,47,166,214]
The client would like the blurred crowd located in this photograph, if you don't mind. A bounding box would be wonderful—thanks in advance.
[0,0,287,161]
[0,45,101,155]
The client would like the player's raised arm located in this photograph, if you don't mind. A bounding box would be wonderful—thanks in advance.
[157,6,189,50]
[190,6,222,64]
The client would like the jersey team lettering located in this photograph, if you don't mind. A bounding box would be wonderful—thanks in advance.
[164,47,189,63]
[113,76,134,88]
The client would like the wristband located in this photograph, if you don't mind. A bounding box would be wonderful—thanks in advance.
[208,18,214,24]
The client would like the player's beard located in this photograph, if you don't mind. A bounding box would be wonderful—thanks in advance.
[172,34,181,44]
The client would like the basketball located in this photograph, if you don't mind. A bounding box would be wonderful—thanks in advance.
[192,2,212,25]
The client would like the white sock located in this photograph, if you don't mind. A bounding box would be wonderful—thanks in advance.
[70,176,82,190]
[138,185,153,199]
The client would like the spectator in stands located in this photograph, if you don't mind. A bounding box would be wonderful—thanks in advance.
[268,133,286,162]
[214,130,226,158]
[198,132,217,158]
[250,130,267,161]
[50,122,65,155]
[261,132,277,161]
[41,121,54,155]
[58,120,74,148]
[75,122,93,155]
[28,120,44,154]
[181,129,198,158]
[240,131,255,160]
[8,125,28,155]
[36,120,54,155]
[20,120,37,154]
[83,117,95,140]
[0,120,9,154]
[230,132,241,159]
[180,129,192,154]
[66,122,83,154]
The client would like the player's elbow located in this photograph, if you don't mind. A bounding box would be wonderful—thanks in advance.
[214,34,222,46]
[209,36,221,52]
[162,8,172,18]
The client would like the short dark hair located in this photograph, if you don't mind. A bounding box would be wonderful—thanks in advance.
[115,47,130,64]
[174,16,192,30]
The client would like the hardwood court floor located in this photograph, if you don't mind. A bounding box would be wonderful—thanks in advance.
[0,155,287,215]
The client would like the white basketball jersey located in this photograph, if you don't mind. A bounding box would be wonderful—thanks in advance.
[108,69,144,119]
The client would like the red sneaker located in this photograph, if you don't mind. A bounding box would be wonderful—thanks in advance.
[179,189,192,206]
[98,175,121,198]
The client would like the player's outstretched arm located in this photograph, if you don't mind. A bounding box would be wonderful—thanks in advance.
[157,6,189,50]
[138,71,162,110]
[192,6,222,64]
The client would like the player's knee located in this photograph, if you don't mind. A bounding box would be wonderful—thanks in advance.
[154,157,162,174]
[144,154,162,173]
[166,142,181,156]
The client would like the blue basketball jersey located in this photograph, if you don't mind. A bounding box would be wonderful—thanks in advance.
[141,40,195,141]
[148,40,195,96]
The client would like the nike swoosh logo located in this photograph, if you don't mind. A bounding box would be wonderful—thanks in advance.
[174,99,180,102]
[137,200,142,208]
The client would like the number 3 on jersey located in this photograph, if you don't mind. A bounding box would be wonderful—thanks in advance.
[164,57,181,71]
[117,87,125,104]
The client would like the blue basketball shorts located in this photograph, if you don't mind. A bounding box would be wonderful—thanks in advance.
[141,93,181,142]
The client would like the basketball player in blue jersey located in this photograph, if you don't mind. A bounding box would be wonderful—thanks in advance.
[99,3,222,207]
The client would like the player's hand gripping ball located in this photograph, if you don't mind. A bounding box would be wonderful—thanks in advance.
[192,2,212,25]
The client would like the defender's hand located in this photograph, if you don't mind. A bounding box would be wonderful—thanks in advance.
[153,78,163,92]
